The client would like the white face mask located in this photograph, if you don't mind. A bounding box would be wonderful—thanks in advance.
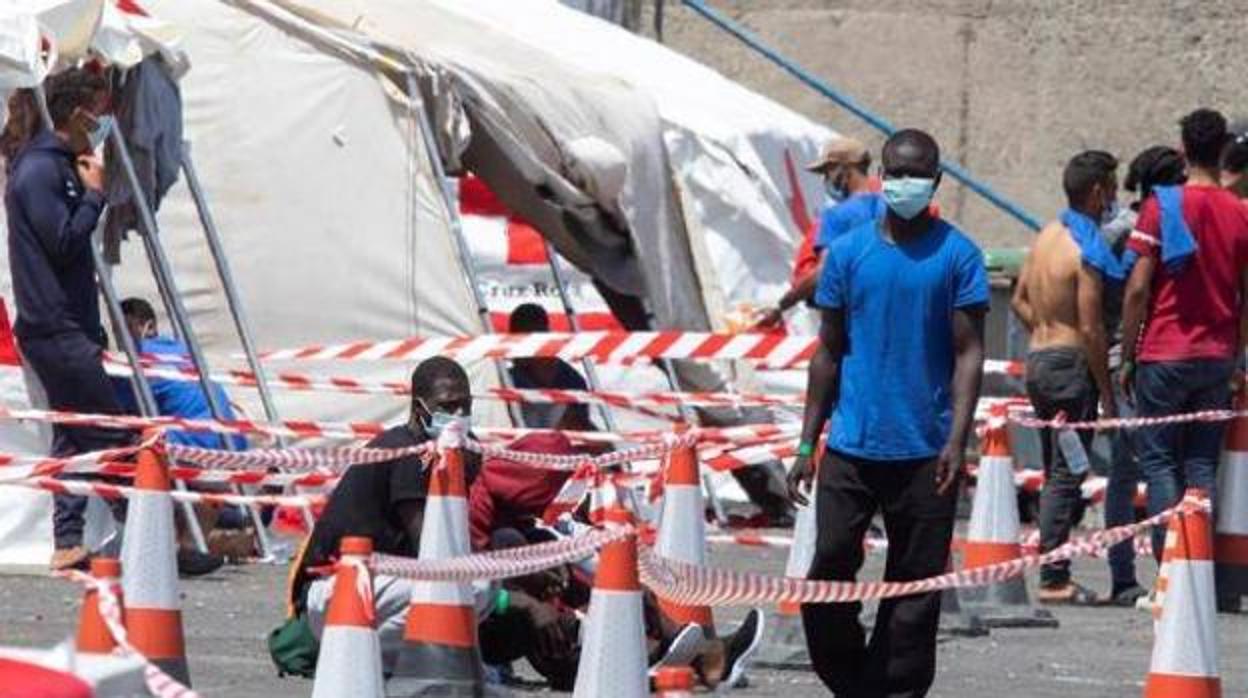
[418,399,470,438]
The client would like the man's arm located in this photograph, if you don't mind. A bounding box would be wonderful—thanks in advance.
[1076,265,1114,417]
[758,250,826,328]
[937,306,986,494]
[1119,255,1156,400]
[396,499,426,551]
[1010,255,1035,332]
[16,158,105,263]
[786,306,844,505]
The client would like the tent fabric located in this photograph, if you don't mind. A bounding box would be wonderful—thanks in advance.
[265,0,710,336]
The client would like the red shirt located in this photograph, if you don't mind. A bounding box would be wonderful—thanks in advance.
[467,432,577,550]
[790,218,820,286]
[1126,184,1248,361]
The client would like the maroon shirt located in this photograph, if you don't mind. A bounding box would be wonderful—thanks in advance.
[468,432,578,550]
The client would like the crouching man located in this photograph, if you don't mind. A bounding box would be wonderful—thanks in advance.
[286,357,571,679]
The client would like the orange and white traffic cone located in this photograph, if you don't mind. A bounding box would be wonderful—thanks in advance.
[653,665,695,697]
[1144,489,1220,698]
[1215,387,1248,613]
[574,506,648,698]
[655,438,713,634]
[120,440,190,684]
[76,557,124,654]
[958,414,1056,628]
[754,483,814,669]
[312,536,384,698]
[388,446,491,697]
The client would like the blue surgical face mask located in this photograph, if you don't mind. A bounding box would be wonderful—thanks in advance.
[881,176,936,220]
[88,115,114,151]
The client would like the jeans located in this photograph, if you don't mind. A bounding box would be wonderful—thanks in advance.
[802,450,957,698]
[20,332,133,548]
[1024,348,1096,588]
[1104,370,1141,590]
[1134,359,1234,562]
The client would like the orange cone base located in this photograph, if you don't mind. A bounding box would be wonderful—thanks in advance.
[388,645,488,697]
[957,578,1058,630]
[658,598,714,630]
[126,608,189,684]
[1144,674,1221,698]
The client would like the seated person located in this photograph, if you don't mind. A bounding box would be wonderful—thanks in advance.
[468,419,764,689]
[290,357,574,681]
[114,297,249,574]
[507,303,596,430]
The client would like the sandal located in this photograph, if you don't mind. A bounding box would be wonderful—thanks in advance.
[1037,582,1100,606]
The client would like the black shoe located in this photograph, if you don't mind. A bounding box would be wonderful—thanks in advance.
[723,608,765,688]
[177,548,225,578]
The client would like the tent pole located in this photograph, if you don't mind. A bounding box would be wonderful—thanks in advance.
[106,122,276,562]
[93,232,210,555]
[178,142,315,533]
[401,72,522,427]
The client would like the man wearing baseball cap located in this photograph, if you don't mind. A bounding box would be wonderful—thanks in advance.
[756,136,875,329]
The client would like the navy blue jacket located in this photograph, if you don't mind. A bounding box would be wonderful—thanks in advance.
[5,130,106,342]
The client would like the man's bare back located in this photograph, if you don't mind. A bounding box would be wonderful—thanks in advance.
[1014,222,1087,351]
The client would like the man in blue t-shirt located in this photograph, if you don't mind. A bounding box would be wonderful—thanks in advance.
[788,129,989,698]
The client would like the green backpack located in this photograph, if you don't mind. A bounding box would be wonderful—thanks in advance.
[267,614,319,678]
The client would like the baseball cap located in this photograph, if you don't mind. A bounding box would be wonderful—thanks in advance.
[806,136,870,172]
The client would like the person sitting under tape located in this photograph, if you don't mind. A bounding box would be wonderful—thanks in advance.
[468,421,764,690]
[285,357,572,683]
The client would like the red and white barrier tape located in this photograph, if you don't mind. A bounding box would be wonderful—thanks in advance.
[57,570,199,698]
[639,497,1202,606]
[2,476,325,508]
[1009,408,1241,432]
[165,442,434,472]
[371,526,628,583]
[256,331,1030,373]
[0,406,383,441]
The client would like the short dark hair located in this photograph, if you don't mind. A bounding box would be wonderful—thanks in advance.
[120,297,156,324]
[1223,132,1248,175]
[509,303,550,333]
[882,129,940,174]
[410,356,469,401]
[1062,150,1118,208]
[43,68,107,130]
[1125,146,1186,200]
[1180,108,1229,169]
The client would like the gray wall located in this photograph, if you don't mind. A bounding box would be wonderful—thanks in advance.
[644,0,1246,248]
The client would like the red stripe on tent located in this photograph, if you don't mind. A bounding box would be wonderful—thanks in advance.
[488,312,620,333]
[0,299,20,367]
[458,175,509,217]
[116,0,150,16]
[506,220,549,266]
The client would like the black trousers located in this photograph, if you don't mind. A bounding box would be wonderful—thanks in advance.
[20,332,133,547]
[802,450,957,698]
[1024,347,1096,588]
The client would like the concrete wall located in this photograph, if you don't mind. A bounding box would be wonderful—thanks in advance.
[643,0,1247,247]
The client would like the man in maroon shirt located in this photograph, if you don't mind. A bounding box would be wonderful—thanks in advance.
[1121,108,1248,561]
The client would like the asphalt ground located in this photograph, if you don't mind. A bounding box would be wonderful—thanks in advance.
[2,530,1246,697]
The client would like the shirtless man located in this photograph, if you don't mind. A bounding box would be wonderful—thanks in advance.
[1011,150,1121,604]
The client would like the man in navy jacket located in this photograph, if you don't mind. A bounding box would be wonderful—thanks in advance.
[5,68,130,570]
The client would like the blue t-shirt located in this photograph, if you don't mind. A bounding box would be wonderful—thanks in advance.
[815,192,886,252]
[814,217,989,460]
[113,336,246,450]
